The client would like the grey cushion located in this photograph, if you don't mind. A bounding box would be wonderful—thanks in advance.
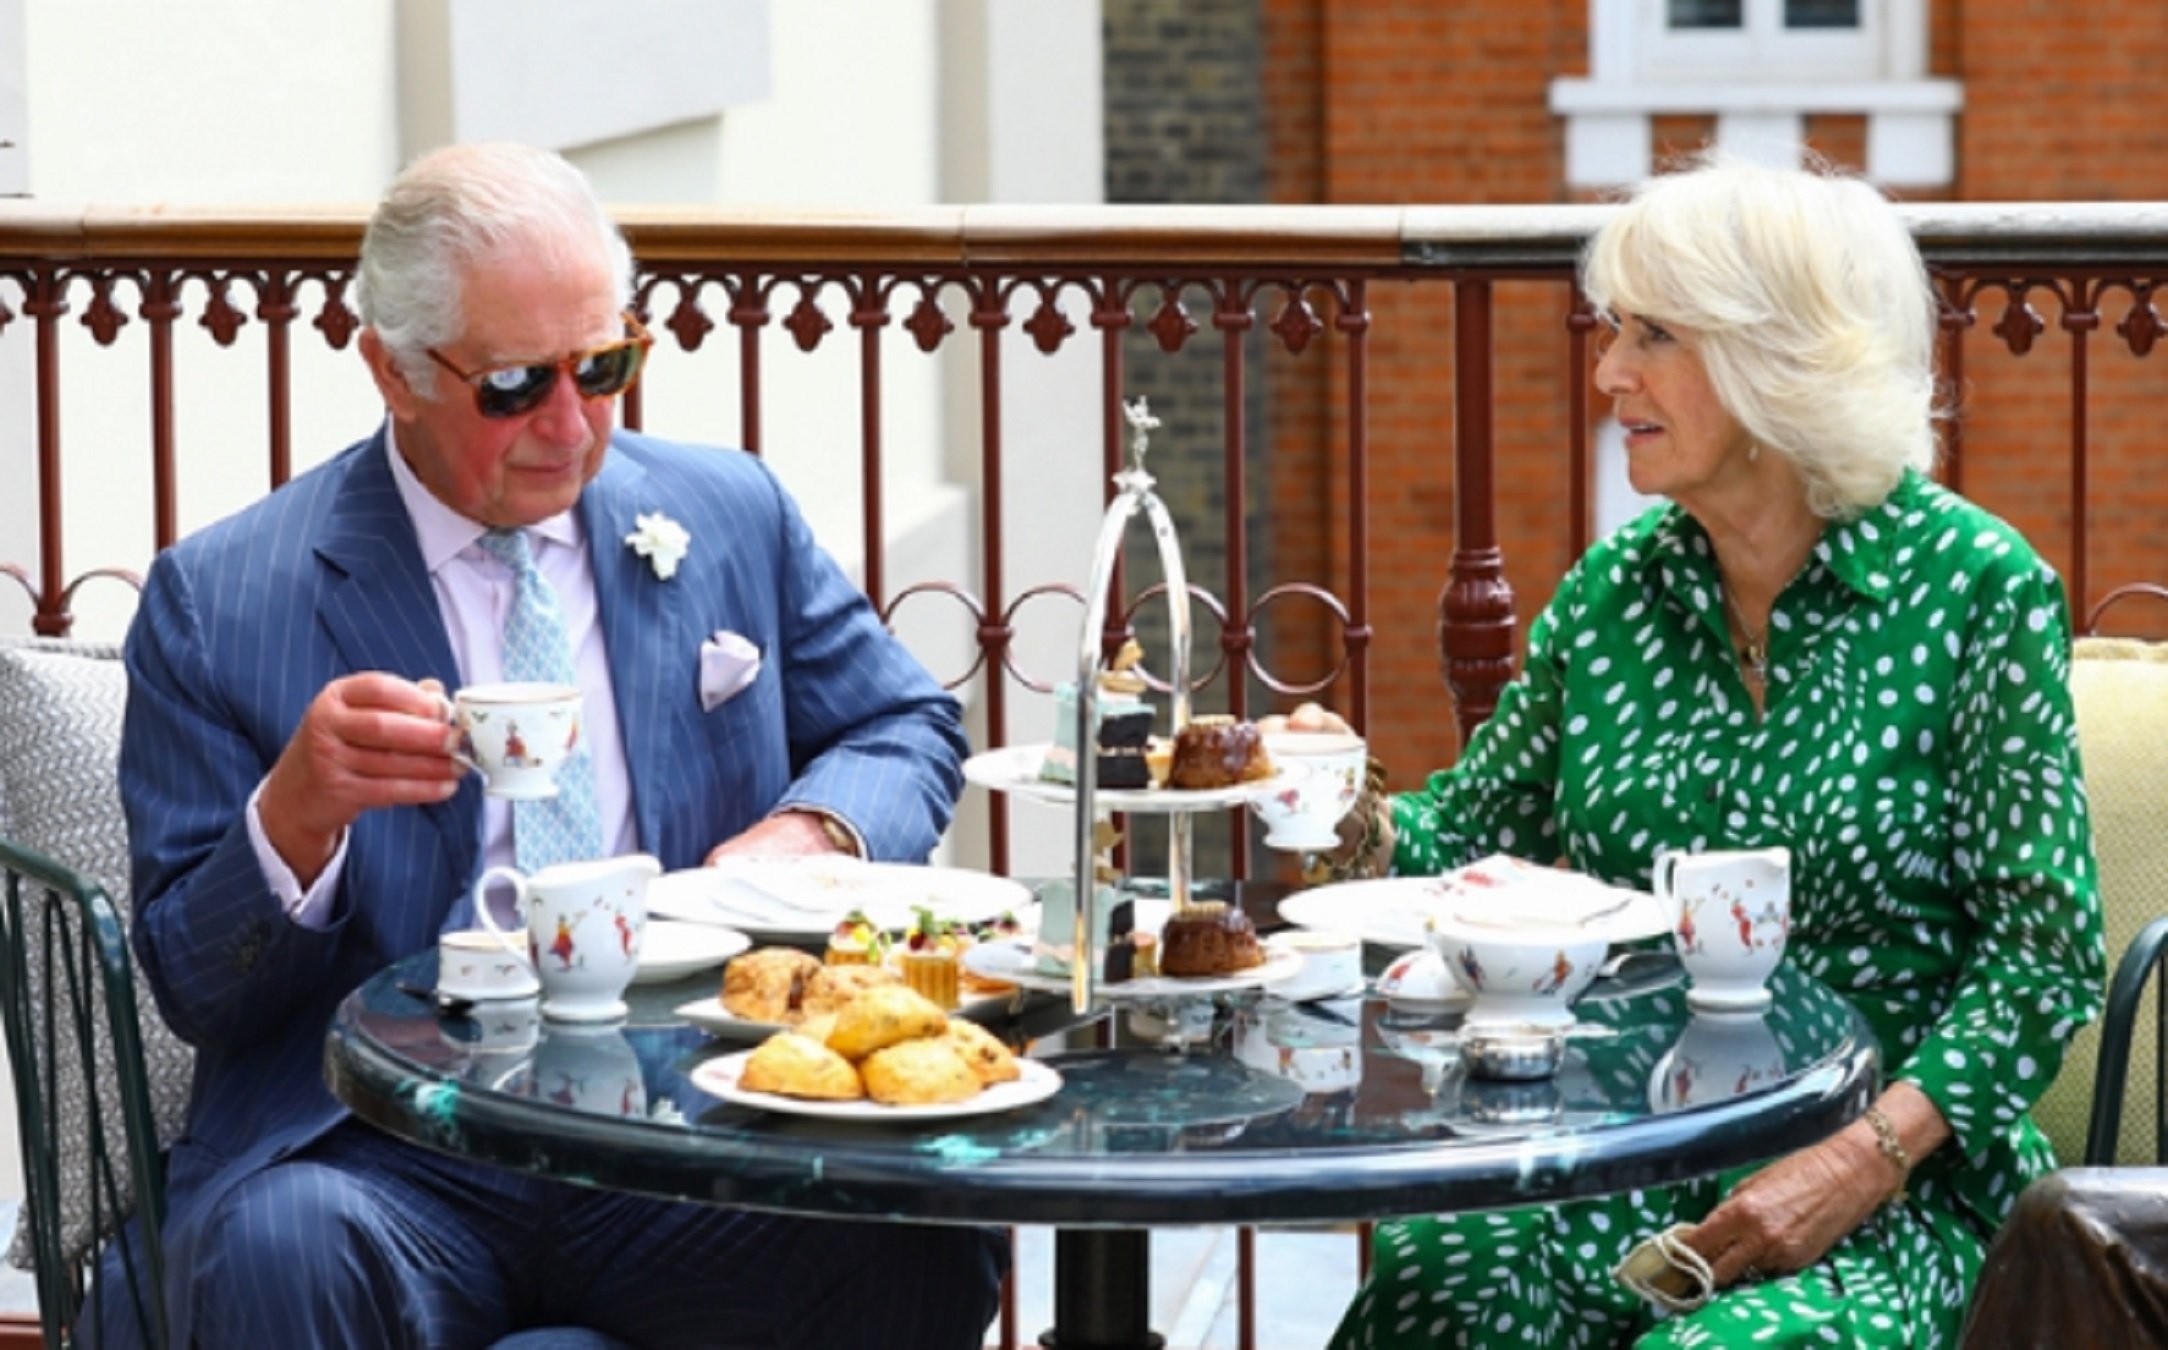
[0,638,195,1273]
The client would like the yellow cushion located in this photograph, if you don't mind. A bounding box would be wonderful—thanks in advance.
[2033,637,2168,1164]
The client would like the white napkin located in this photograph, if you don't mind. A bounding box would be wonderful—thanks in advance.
[700,630,763,712]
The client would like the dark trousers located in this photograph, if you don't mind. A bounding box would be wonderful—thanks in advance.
[119,1120,1004,1350]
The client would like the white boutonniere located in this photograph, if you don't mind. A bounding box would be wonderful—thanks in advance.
[625,511,691,580]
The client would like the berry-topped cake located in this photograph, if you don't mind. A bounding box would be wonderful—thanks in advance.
[825,909,887,967]
[897,906,967,1009]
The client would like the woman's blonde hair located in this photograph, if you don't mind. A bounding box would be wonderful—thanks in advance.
[1580,151,1941,518]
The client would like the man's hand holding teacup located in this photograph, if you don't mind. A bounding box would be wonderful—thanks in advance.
[259,673,465,885]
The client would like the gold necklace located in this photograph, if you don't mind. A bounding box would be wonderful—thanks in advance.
[1721,587,1768,682]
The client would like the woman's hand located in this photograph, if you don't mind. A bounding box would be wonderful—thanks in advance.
[1682,1082,1945,1286]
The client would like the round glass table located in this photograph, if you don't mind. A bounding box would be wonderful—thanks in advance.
[327,951,1876,1349]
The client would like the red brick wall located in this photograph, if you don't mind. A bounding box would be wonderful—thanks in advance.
[1260,0,2168,782]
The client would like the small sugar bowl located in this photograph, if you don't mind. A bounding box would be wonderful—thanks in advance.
[1459,1021,1566,1081]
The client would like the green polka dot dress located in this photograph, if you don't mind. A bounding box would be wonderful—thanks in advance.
[1333,472,2105,1349]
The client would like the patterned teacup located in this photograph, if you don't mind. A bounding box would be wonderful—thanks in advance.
[435,927,538,1004]
[452,681,584,800]
[1251,732,1367,850]
[1652,846,1790,1012]
[475,854,659,1022]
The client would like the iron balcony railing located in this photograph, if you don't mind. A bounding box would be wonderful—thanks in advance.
[1,199,2163,1349]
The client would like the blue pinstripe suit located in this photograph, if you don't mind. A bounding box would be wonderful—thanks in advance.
[116,430,993,1348]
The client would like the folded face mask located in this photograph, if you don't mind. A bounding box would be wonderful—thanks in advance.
[1613,1223,1715,1314]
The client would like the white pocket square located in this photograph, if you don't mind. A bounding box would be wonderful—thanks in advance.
[699,631,763,712]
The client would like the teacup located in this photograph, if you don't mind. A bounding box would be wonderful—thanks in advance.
[1263,928,1363,1003]
[1252,732,1367,850]
[1232,1003,1363,1096]
[1652,846,1790,1012]
[475,853,660,1022]
[1647,1009,1787,1113]
[495,1023,648,1120]
[436,928,539,1004]
[442,998,542,1060]
[453,682,585,800]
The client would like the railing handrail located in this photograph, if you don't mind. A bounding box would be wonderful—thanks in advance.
[7,199,2168,268]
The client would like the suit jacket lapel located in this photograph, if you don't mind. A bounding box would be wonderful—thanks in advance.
[312,432,479,888]
[580,450,687,855]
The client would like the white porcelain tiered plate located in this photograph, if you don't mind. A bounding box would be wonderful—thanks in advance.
[962,938,1303,1001]
[962,744,1292,813]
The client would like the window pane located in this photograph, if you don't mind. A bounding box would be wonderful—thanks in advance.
[1784,0,1860,28]
[1668,0,1743,28]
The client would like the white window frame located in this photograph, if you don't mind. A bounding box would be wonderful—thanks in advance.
[1555,0,1958,188]
[1635,0,1886,84]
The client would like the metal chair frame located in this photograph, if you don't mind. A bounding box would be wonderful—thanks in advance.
[2084,914,2168,1166]
[0,838,168,1348]
[2071,583,2168,1168]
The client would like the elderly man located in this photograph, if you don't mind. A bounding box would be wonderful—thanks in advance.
[116,142,1001,1348]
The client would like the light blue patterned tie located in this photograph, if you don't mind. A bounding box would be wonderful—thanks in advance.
[478,527,604,873]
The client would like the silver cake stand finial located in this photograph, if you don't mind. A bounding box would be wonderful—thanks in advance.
[1119,396,1162,489]
[1067,396,1193,1013]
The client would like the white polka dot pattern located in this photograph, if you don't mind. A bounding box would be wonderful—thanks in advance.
[1342,472,2104,1348]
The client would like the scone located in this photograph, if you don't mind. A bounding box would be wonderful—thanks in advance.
[721,947,822,1024]
[738,1032,864,1101]
[943,1018,1022,1085]
[860,1037,982,1106]
[799,964,901,1020]
[826,984,951,1060]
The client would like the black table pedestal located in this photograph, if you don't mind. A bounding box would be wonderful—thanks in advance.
[1043,1228,1165,1349]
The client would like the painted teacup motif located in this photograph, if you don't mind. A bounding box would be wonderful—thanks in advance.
[1653,846,1790,1012]
[452,681,584,799]
[436,927,540,1003]
[475,854,660,1022]
[1251,732,1367,850]
[1648,1009,1788,1113]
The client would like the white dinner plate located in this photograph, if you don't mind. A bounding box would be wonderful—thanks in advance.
[691,1050,1064,1121]
[632,921,751,985]
[962,938,1304,1001]
[962,744,1293,814]
[1279,871,1668,951]
[646,858,1032,942]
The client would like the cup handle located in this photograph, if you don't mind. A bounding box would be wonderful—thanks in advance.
[436,691,486,778]
[1650,851,1680,907]
[472,866,532,962]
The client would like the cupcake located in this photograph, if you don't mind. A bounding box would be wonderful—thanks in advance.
[825,909,887,967]
[898,907,966,1009]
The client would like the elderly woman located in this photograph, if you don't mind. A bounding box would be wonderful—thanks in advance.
[1303,155,2104,1348]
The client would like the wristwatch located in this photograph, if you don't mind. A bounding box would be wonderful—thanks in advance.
[791,808,865,859]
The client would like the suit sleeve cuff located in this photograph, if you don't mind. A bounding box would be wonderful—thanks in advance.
[246,779,349,928]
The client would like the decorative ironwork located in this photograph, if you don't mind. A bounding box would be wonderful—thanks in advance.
[782,288,832,352]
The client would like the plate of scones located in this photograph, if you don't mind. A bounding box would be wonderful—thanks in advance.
[690,983,1062,1120]
[679,933,1021,1041]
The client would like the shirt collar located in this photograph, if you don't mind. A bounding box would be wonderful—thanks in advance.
[1632,472,1914,605]
[382,423,583,573]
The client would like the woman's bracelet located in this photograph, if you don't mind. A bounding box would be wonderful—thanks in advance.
[1861,1105,1912,1205]
[1301,753,1390,885]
